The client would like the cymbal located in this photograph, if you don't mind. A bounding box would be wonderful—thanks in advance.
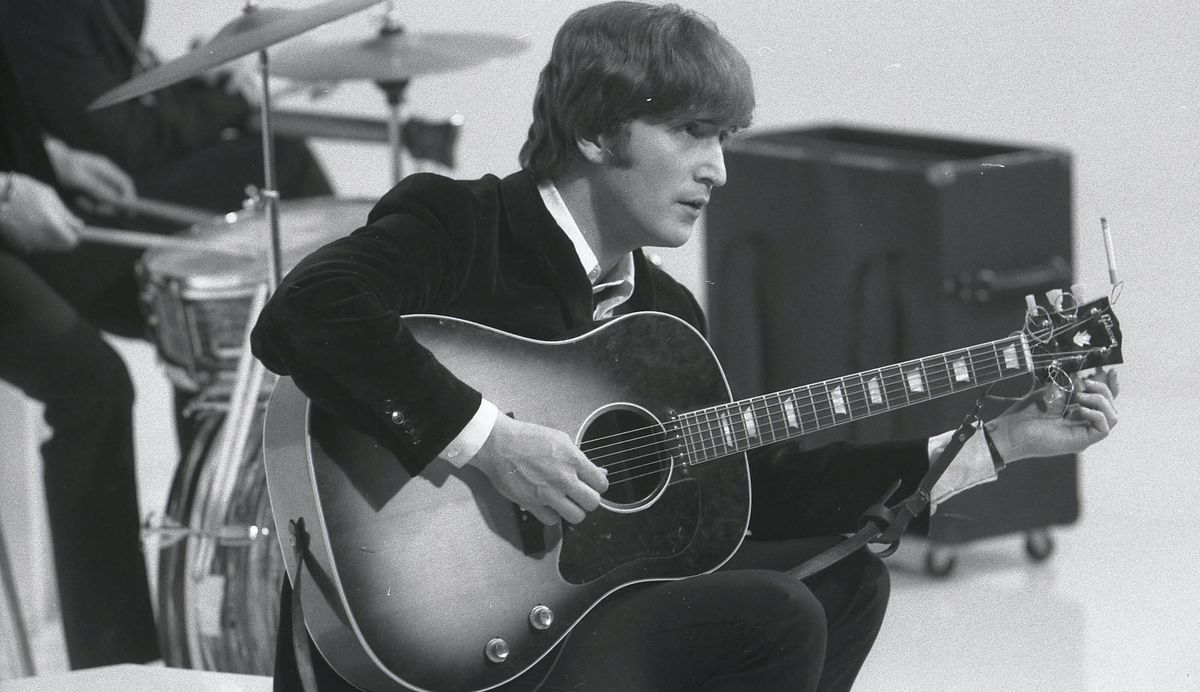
[270,30,529,83]
[90,0,383,110]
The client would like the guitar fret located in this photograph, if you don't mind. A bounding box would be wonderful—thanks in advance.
[1000,338,1023,373]
[696,410,714,462]
[707,408,724,460]
[813,382,837,430]
[756,397,779,444]
[949,351,972,387]
[716,408,734,451]
[673,329,1082,469]
[903,365,926,399]
[782,392,802,432]
[680,415,699,466]
[866,371,886,408]
[884,365,909,408]
[989,342,1006,382]
[926,354,955,399]
[829,381,849,418]
[969,344,997,384]
[849,373,870,418]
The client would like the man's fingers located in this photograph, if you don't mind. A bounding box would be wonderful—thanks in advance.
[548,495,587,525]
[575,458,609,493]
[1065,403,1111,435]
[1075,390,1118,428]
[528,506,559,527]
[1103,368,1120,397]
[566,480,603,513]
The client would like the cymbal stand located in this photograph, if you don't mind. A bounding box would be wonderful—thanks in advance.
[377,9,410,185]
[380,79,410,185]
[184,0,280,666]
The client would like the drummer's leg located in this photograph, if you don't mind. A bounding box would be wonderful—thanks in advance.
[133,134,333,213]
[0,251,160,668]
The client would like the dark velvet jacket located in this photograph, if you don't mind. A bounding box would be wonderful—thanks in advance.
[251,170,929,538]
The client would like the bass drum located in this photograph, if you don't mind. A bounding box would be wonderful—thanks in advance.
[157,398,283,674]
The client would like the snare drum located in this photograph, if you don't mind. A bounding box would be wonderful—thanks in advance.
[138,197,374,391]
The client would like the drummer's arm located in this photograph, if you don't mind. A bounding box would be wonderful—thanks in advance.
[5,5,250,174]
[250,177,484,477]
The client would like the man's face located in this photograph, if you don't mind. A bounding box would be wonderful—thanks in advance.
[592,117,729,251]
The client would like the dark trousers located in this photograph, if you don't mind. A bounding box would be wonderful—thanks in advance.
[274,536,889,692]
[0,251,159,668]
[1,135,329,668]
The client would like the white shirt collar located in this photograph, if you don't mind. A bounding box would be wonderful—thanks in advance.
[536,180,636,320]
[536,180,635,286]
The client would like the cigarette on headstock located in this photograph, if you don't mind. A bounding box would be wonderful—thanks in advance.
[1100,217,1118,285]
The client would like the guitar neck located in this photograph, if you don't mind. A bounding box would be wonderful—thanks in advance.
[673,334,1033,465]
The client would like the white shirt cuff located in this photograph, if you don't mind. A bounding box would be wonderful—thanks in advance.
[928,429,1000,512]
[437,399,499,467]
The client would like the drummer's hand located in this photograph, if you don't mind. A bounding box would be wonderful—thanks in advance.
[43,137,136,214]
[468,415,609,526]
[218,54,266,107]
[0,173,82,254]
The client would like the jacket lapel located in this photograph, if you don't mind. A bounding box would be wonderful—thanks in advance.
[500,171,595,328]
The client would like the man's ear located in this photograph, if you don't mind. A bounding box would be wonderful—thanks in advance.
[576,135,608,165]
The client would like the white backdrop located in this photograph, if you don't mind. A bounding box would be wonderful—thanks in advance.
[2,1,1197,684]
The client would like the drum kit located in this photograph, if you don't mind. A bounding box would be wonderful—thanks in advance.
[88,0,529,674]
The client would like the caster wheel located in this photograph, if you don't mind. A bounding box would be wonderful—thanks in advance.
[924,547,957,577]
[1025,530,1055,562]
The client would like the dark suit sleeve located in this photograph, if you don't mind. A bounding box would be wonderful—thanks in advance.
[747,438,929,538]
[251,175,491,476]
[3,1,250,175]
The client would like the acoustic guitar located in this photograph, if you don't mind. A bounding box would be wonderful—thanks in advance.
[263,295,1121,691]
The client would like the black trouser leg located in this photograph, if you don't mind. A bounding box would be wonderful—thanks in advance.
[0,252,159,668]
[272,536,889,691]
[725,537,892,692]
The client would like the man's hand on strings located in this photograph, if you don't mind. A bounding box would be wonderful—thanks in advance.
[469,415,609,526]
[986,367,1119,462]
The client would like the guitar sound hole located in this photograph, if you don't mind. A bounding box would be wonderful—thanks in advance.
[579,405,671,510]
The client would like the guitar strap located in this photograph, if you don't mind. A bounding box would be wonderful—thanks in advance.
[287,518,321,692]
[788,406,991,581]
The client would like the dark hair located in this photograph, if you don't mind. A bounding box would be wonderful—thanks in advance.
[519,2,755,179]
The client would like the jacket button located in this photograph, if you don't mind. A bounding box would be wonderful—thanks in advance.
[390,409,406,425]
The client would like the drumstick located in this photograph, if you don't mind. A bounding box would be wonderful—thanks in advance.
[80,226,258,257]
[100,196,218,227]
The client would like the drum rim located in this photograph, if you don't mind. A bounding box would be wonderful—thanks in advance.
[139,196,375,288]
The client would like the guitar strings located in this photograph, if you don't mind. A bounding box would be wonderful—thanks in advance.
[587,346,1108,489]
[578,308,1109,461]
[590,345,1098,474]
[583,342,1090,462]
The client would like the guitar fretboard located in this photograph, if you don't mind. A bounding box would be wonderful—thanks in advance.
[671,335,1031,465]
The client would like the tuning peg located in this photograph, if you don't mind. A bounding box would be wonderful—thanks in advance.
[1046,289,1063,310]
[1025,294,1038,316]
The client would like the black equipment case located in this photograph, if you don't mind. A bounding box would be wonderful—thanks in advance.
[705,125,1079,574]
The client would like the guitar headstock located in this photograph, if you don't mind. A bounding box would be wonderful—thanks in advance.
[1024,294,1123,383]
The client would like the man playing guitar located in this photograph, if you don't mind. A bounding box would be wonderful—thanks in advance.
[252,3,1119,690]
